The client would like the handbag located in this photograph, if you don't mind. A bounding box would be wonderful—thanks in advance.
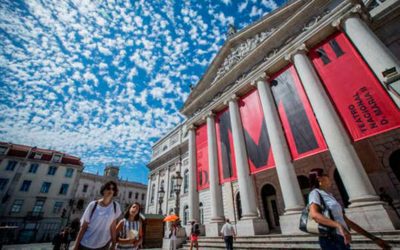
[299,190,335,235]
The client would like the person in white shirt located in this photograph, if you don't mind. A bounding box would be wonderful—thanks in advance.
[220,219,236,250]
[74,181,122,250]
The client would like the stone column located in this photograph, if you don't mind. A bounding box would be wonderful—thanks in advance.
[205,113,225,236]
[188,126,199,223]
[145,176,152,213]
[291,46,400,230]
[254,75,305,234]
[227,95,269,236]
[339,10,400,107]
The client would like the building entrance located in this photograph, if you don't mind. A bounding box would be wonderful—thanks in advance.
[261,184,280,231]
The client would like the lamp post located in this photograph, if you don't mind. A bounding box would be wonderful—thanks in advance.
[158,186,165,215]
[173,171,183,217]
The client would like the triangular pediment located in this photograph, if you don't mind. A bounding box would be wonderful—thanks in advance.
[183,0,307,110]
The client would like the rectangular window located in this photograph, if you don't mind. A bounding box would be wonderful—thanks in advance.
[141,193,145,201]
[47,166,57,175]
[0,178,9,191]
[6,160,17,171]
[129,192,132,199]
[65,168,74,178]
[20,180,32,192]
[10,199,24,213]
[83,184,88,193]
[28,163,39,173]
[33,153,42,160]
[52,154,62,163]
[0,146,8,155]
[135,192,139,199]
[59,184,69,195]
[40,182,51,193]
[53,202,63,214]
[169,179,175,198]
[32,200,44,213]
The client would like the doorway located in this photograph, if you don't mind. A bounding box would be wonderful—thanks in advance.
[261,184,280,230]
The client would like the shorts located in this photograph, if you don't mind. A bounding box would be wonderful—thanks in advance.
[191,234,198,241]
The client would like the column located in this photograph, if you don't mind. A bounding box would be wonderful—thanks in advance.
[291,47,400,230]
[228,96,269,236]
[145,176,152,213]
[255,75,305,214]
[206,113,225,222]
[341,12,400,107]
[188,126,199,222]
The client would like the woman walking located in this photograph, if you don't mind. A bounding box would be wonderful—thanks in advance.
[73,181,122,250]
[308,169,390,249]
[168,222,178,250]
[116,202,143,250]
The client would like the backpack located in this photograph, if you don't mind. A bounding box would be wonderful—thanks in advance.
[89,200,117,221]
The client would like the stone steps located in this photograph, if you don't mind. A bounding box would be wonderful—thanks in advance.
[179,231,400,249]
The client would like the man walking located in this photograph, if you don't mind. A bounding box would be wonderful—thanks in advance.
[220,219,236,250]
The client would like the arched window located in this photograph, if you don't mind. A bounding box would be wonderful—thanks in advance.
[199,202,204,225]
[169,208,174,215]
[183,205,189,225]
[183,169,189,193]
[150,184,155,204]
[236,192,242,220]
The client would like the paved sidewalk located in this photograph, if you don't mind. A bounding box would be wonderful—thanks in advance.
[2,243,162,250]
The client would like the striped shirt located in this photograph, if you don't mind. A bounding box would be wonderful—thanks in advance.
[117,218,141,250]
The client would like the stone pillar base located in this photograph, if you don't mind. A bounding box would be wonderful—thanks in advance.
[205,222,224,237]
[345,203,400,231]
[236,218,269,236]
[185,224,206,236]
[279,212,305,235]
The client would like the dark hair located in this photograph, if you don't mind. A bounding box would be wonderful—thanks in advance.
[124,202,141,221]
[308,168,326,190]
[100,181,119,197]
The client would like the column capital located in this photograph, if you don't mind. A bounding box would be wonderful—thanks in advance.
[285,43,308,62]
[204,111,215,119]
[223,94,238,105]
[187,124,197,131]
[250,72,269,86]
[331,4,370,30]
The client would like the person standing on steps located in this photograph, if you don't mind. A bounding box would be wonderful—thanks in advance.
[189,221,200,250]
[220,219,236,250]
[308,169,390,250]
[73,181,122,250]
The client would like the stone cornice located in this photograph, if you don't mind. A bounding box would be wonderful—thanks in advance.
[183,0,354,127]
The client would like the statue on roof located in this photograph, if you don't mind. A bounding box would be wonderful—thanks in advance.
[227,23,237,38]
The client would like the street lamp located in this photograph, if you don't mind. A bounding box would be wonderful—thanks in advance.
[158,186,165,215]
[173,171,183,217]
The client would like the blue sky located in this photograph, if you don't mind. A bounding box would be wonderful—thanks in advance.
[0,0,284,185]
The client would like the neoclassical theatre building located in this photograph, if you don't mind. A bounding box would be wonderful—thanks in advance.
[146,0,400,236]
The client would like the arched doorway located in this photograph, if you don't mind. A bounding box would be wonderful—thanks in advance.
[334,169,350,208]
[389,149,400,181]
[261,184,280,230]
[297,175,310,203]
[236,192,242,220]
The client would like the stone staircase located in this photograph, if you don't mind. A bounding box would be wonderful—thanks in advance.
[180,231,400,249]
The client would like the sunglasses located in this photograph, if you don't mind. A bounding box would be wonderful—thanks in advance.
[106,186,116,191]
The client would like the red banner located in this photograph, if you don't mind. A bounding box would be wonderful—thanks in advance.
[215,108,237,183]
[239,89,275,174]
[310,32,400,140]
[196,124,209,190]
[271,65,327,160]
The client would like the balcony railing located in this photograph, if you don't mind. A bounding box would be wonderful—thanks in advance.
[25,211,44,220]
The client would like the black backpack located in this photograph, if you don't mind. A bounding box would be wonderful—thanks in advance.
[89,200,117,221]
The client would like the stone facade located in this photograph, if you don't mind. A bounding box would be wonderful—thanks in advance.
[0,142,83,243]
[147,0,400,237]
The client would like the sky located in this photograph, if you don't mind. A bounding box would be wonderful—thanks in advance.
[0,0,284,185]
